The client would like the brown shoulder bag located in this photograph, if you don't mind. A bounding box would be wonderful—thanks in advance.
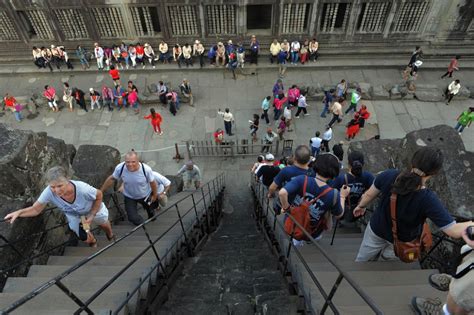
[390,193,433,263]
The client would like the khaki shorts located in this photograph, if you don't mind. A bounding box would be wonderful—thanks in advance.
[450,246,474,311]
[158,194,168,207]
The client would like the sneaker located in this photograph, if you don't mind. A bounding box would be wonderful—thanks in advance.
[295,116,300,119]
[411,297,443,315]
[304,113,310,116]
[429,273,451,292]
[159,132,163,135]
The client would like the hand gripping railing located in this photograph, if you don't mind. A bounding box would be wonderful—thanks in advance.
[0,173,225,314]
[251,176,383,315]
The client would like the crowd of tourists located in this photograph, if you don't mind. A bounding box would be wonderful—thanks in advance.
[253,142,473,315]
[30,35,319,72]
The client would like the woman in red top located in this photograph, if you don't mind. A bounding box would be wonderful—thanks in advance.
[135,43,145,68]
[346,114,361,140]
[441,55,460,79]
[357,105,371,128]
[109,65,120,86]
[144,108,163,135]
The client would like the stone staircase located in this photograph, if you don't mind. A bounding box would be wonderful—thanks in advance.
[252,182,446,315]
[154,180,301,315]
[0,180,224,315]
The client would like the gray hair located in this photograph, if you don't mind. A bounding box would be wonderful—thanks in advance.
[45,166,70,183]
[125,150,139,159]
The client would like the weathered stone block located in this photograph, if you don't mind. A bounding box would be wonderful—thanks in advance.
[414,84,444,102]
[457,86,471,100]
[372,85,390,100]
[166,175,184,196]
[357,82,372,100]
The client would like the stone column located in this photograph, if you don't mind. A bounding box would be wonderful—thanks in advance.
[383,0,400,38]
[198,0,206,37]
[157,3,171,40]
[308,0,320,37]
[236,0,247,37]
[118,3,134,40]
[345,0,361,38]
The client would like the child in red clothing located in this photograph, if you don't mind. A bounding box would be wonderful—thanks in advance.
[144,108,163,135]
[109,65,120,86]
[213,129,224,144]
[346,114,360,140]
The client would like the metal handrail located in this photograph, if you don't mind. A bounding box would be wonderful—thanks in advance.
[1,173,225,314]
[251,176,383,314]
[0,192,125,281]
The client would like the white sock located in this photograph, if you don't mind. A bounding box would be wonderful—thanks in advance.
[443,304,451,315]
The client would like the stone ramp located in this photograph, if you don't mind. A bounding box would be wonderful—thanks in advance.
[254,184,445,314]
[0,184,222,314]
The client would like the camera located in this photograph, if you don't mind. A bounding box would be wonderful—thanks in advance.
[467,226,474,241]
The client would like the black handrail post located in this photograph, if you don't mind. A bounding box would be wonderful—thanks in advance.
[207,182,217,227]
[330,219,339,246]
[190,194,202,231]
[55,280,93,315]
[175,204,193,257]
[201,186,211,233]
[282,223,296,276]
[141,225,167,280]
[321,273,344,314]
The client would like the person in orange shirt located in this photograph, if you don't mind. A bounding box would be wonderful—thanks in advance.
[109,65,121,86]
[144,108,163,135]
[3,93,16,110]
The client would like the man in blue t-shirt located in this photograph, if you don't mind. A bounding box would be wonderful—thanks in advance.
[267,145,314,198]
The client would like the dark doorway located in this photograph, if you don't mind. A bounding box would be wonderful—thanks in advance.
[247,5,272,29]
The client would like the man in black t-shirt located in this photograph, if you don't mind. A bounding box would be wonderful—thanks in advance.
[256,153,280,187]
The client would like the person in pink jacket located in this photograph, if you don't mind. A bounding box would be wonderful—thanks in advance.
[127,89,139,114]
[43,85,59,112]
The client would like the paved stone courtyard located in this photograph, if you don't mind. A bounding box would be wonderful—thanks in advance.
[0,65,473,180]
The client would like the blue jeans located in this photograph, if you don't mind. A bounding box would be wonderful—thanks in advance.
[14,111,22,121]
[321,102,329,117]
[311,146,320,157]
[454,122,465,133]
[291,51,299,63]
[274,108,282,121]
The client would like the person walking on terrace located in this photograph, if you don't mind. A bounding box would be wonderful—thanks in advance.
[218,108,235,136]
[454,107,474,135]
[177,160,202,190]
[144,108,163,135]
[446,80,461,105]
[441,55,460,79]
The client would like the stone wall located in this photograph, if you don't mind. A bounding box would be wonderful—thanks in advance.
[0,0,472,48]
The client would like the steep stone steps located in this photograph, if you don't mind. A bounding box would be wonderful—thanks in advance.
[254,183,444,314]
[154,177,300,315]
[0,182,222,314]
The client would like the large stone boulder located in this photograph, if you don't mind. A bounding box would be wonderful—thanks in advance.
[349,125,473,219]
[414,84,444,102]
[72,145,121,189]
[166,175,184,196]
[0,124,73,289]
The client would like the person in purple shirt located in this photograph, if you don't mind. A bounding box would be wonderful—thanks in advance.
[249,35,259,64]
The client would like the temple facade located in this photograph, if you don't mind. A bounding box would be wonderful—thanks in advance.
[0,0,473,47]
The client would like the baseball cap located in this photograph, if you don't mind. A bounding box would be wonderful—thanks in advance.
[265,153,274,161]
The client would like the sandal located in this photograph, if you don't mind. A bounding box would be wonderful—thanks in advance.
[107,234,116,242]
[89,238,98,248]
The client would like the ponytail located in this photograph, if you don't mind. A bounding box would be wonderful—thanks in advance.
[348,150,364,177]
[392,171,423,195]
[391,147,443,195]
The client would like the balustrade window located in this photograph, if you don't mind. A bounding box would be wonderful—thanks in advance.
[320,2,352,33]
[0,11,19,40]
[130,6,161,37]
[54,9,89,39]
[91,7,126,38]
[17,10,53,39]
[393,1,429,33]
[206,5,237,35]
[282,3,311,34]
[357,2,391,33]
[167,5,198,36]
